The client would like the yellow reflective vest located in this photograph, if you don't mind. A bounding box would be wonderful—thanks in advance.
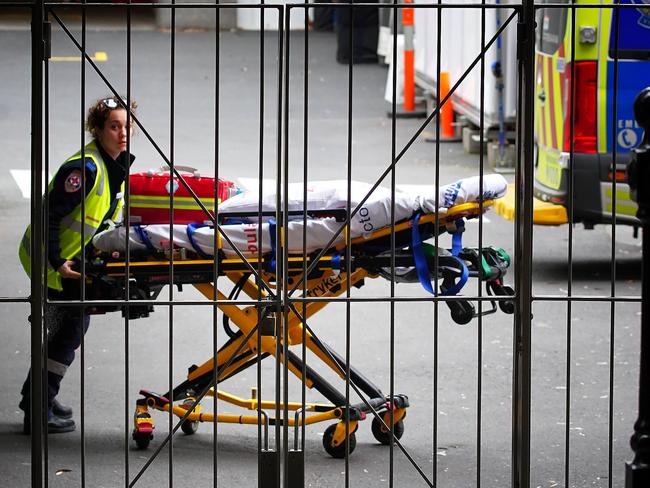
[19,140,124,291]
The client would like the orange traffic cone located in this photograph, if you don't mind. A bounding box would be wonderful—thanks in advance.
[389,0,426,119]
[426,71,460,141]
[439,72,456,138]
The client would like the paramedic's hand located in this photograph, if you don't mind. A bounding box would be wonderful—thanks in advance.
[58,260,81,280]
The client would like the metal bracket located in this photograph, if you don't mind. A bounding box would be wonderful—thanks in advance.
[259,315,276,336]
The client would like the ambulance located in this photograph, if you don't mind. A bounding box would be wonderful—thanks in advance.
[531,0,650,229]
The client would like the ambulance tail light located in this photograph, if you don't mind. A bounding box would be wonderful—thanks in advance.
[563,61,598,154]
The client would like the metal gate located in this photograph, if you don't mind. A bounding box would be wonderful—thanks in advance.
[0,0,646,487]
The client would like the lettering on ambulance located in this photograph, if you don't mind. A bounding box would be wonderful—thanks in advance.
[358,207,373,233]
[617,119,641,149]
[243,224,258,254]
[305,274,343,298]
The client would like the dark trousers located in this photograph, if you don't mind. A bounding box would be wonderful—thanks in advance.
[20,278,90,413]
[335,3,379,64]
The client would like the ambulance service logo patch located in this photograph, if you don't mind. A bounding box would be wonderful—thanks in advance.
[634,0,650,29]
[64,170,82,193]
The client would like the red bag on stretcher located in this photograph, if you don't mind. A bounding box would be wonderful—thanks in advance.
[128,166,240,225]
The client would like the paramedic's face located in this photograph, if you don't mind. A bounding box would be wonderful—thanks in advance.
[99,108,130,160]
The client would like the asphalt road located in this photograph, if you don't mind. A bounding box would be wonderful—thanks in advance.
[0,10,643,488]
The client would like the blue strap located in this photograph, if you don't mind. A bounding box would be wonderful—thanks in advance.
[134,225,155,253]
[268,219,277,272]
[331,253,342,270]
[412,213,434,294]
[443,219,468,295]
[441,257,469,296]
[451,219,465,257]
[186,222,210,258]
[411,213,469,296]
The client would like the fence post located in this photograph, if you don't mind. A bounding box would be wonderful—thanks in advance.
[512,1,535,487]
[30,0,45,486]
[625,86,650,488]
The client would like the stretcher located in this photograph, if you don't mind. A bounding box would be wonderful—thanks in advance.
[88,198,514,458]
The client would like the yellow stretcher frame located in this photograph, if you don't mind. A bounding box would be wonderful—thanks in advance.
[101,201,496,457]
[494,183,569,225]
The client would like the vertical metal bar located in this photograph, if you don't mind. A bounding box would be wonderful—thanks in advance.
[301,0,309,459]
[389,0,396,485]
[512,1,535,487]
[477,2,487,486]
[282,6,291,488]
[168,1,176,484]
[275,7,284,488]
[79,4,87,484]
[564,5,576,488]
[30,1,45,486]
[344,1,354,482]
[213,1,221,485]
[43,8,50,486]
[257,1,266,486]
[608,3,620,487]
[124,2,133,485]
[433,0,442,483]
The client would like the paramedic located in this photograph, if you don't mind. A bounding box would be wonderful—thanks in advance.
[18,96,137,434]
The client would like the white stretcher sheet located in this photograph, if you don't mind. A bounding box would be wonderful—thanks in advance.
[93,175,507,257]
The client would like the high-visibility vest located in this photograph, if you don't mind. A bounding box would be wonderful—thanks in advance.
[18,140,124,291]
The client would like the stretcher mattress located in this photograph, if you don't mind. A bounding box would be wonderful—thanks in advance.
[93,175,507,257]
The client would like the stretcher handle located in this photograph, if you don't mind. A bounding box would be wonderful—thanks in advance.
[148,165,201,178]
[218,209,348,223]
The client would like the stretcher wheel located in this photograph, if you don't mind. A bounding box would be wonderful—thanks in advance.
[497,285,515,314]
[133,430,152,450]
[322,423,356,458]
[447,300,475,325]
[180,419,199,435]
[180,397,200,435]
[371,417,404,445]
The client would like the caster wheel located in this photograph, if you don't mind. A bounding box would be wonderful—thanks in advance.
[498,286,515,314]
[180,398,199,435]
[371,417,404,445]
[322,423,356,458]
[181,419,199,435]
[133,430,152,449]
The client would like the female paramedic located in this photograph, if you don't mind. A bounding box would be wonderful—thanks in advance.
[18,96,137,434]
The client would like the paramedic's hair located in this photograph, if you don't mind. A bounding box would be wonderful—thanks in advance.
[86,96,138,139]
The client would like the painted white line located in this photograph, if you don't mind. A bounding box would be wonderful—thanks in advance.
[11,169,50,199]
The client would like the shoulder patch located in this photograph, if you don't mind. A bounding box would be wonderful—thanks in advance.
[64,170,82,193]
[85,159,97,175]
